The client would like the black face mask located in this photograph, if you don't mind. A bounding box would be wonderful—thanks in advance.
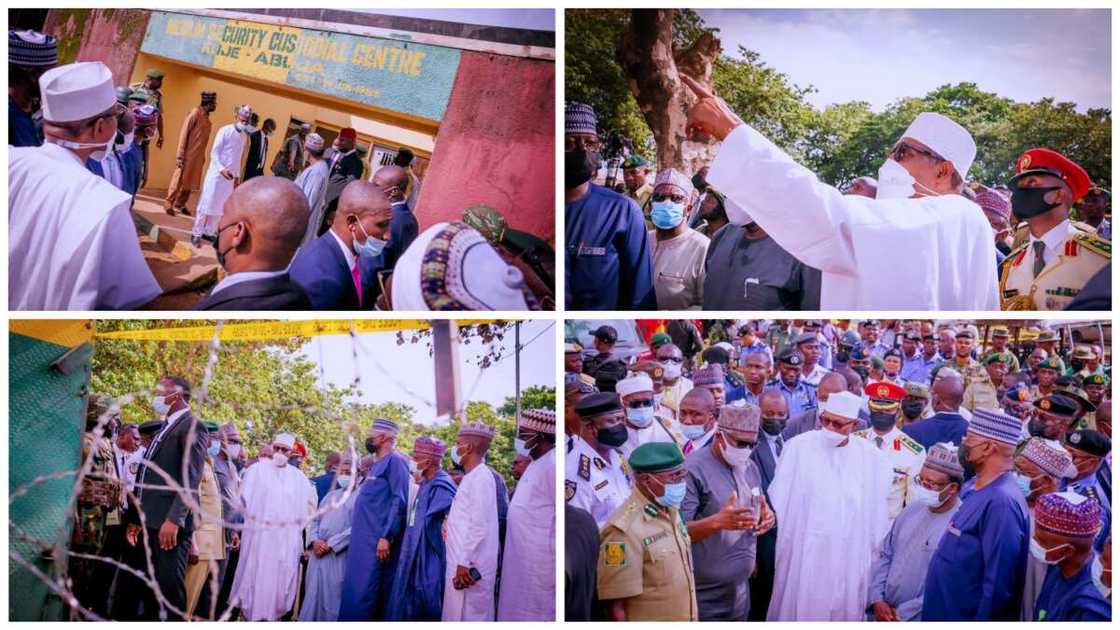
[852,366,870,380]
[364,436,376,454]
[761,416,788,436]
[1027,418,1059,439]
[869,411,897,432]
[958,442,976,477]
[835,349,851,364]
[597,424,628,448]
[1011,184,1061,219]
[901,400,925,420]
[1070,359,1085,372]
[691,173,708,192]
[565,149,600,189]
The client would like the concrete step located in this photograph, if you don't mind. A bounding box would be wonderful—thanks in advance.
[130,190,221,307]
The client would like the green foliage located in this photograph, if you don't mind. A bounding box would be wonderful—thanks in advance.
[567,10,1112,189]
[88,320,554,488]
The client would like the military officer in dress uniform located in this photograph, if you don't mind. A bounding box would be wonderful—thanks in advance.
[1001,147,1111,310]
[963,353,1004,412]
[616,372,686,460]
[566,392,632,529]
[598,442,698,621]
[1063,430,1111,518]
[853,382,927,522]
[986,326,1021,372]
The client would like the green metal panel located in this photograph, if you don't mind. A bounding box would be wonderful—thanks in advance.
[9,330,90,621]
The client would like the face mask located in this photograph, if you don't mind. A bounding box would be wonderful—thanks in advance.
[364,437,376,454]
[720,435,753,467]
[116,130,135,148]
[650,200,685,229]
[207,442,220,457]
[660,362,682,380]
[1014,472,1033,497]
[272,452,289,467]
[655,481,687,508]
[336,474,352,488]
[152,395,170,415]
[226,443,242,459]
[1091,555,1111,597]
[958,442,977,477]
[54,131,115,162]
[597,424,629,448]
[761,417,787,436]
[912,484,947,508]
[876,159,918,199]
[353,221,388,258]
[565,149,599,188]
[681,424,707,441]
[450,445,464,466]
[821,427,848,447]
[514,438,531,457]
[1011,184,1061,219]
[626,406,655,428]
[1027,419,1051,439]
[1029,538,1071,565]
[869,411,897,432]
[408,459,420,475]
[901,400,925,420]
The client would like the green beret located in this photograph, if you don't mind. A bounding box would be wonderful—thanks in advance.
[1038,356,1063,371]
[622,155,650,169]
[628,442,684,473]
[146,68,164,79]
[871,355,884,369]
[904,382,930,399]
[981,353,1005,366]
[1084,373,1110,386]
[651,332,671,346]
[203,421,220,432]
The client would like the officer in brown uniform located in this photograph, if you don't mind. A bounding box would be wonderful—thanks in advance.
[1000,148,1111,310]
[963,353,1004,412]
[598,442,698,621]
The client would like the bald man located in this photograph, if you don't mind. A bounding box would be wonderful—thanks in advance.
[195,177,312,309]
[783,372,853,438]
[370,164,418,270]
[290,179,393,309]
[901,373,968,448]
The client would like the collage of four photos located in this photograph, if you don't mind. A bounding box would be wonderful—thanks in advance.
[6,3,1114,625]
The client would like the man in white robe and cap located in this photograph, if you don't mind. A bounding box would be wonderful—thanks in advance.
[191,104,251,247]
[766,390,893,620]
[230,432,317,620]
[497,409,556,621]
[441,421,500,621]
[9,61,161,309]
[683,75,998,310]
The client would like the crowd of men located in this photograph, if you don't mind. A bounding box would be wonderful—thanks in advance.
[9,30,551,311]
[565,319,1111,621]
[69,375,556,621]
[565,82,1111,311]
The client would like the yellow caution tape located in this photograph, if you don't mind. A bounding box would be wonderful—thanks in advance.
[94,319,499,342]
[10,319,94,347]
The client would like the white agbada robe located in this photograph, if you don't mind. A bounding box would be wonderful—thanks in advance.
[441,463,499,621]
[496,449,555,621]
[767,429,893,621]
[707,125,999,310]
[230,460,317,620]
[196,123,245,218]
[9,143,162,309]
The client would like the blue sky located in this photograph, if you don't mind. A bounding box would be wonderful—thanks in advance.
[298,320,555,424]
[697,9,1110,112]
[359,9,554,32]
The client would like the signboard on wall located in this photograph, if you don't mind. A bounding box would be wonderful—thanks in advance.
[141,11,461,121]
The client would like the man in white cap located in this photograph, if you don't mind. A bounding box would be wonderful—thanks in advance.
[648,168,709,310]
[295,132,330,247]
[230,432,317,620]
[684,75,998,310]
[616,371,685,459]
[192,104,252,247]
[9,61,162,309]
[766,390,893,620]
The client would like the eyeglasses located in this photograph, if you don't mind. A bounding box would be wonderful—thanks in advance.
[273,445,291,454]
[889,141,945,164]
[649,468,688,484]
[651,192,688,204]
[627,399,654,409]
[658,356,684,364]
[819,416,855,431]
[913,475,949,491]
[565,135,600,152]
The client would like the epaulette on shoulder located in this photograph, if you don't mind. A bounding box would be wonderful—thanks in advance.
[900,433,924,454]
[1073,232,1111,258]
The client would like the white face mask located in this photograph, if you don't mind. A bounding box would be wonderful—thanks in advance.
[336,474,352,488]
[272,452,289,468]
[820,427,848,447]
[661,362,682,380]
[1029,538,1071,565]
[225,443,242,459]
[720,434,753,467]
[151,395,170,415]
[912,484,947,508]
[876,159,918,200]
[1091,555,1110,597]
[54,133,115,162]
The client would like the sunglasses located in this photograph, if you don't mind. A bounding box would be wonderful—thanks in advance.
[627,399,654,409]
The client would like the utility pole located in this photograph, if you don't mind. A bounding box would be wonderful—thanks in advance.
[515,321,522,421]
[432,320,462,419]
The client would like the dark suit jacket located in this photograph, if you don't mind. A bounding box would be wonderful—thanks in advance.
[373,201,419,271]
[194,273,311,310]
[312,471,336,504]
[127,410,208,533]
[289,231,380,310]
[243,130,267,181]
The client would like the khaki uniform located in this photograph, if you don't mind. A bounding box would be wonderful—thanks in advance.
[963,372,1001,412]
[628,183,654,229]
[854,426,926,521]
[1000,222,1110,310]
[186,457,225,618]
[597,489,698,621]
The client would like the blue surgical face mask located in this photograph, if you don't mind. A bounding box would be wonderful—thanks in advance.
[650,200,685,229]
[657,481,687,508]
[353,220,388,258]
[627,406,655,428]
[681,424,707,441]
[1014,472,1032,497]
[207,442,220,457]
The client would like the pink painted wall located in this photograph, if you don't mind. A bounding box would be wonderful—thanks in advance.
[44,9,150,86]
[416,51,555,243]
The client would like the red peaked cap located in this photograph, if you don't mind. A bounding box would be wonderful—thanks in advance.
[1010,148,1092,202]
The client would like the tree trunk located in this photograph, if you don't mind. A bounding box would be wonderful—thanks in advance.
[618,9,722,174]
